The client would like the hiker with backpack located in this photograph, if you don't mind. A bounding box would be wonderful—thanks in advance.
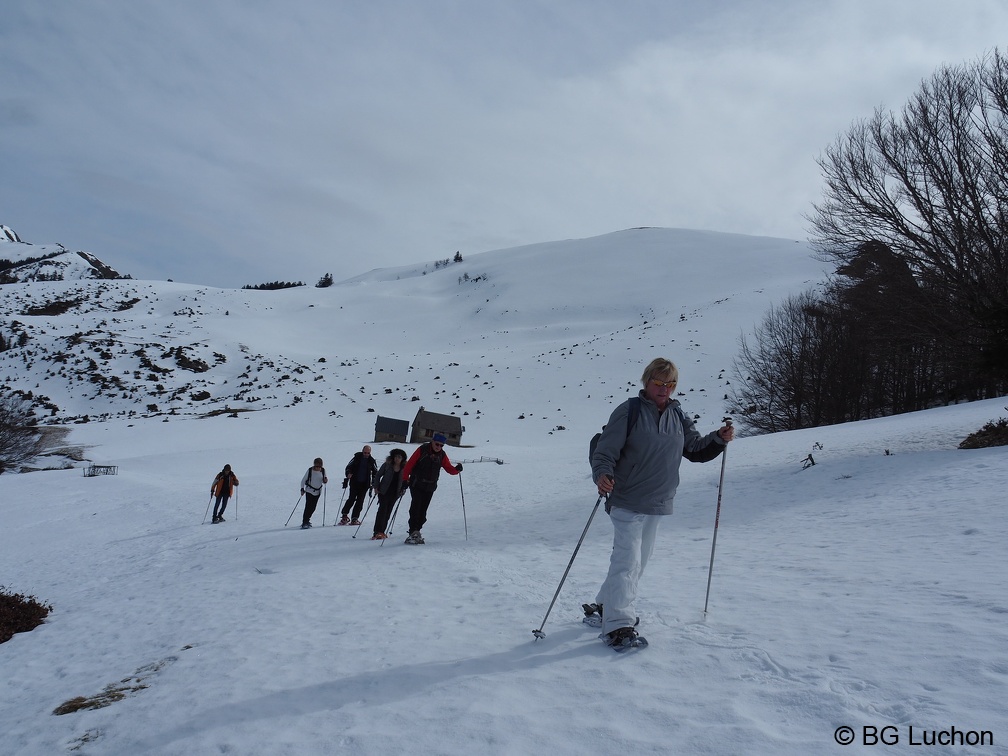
[338,446,378,525]
[299,457,328,529]
[400,433,462,544]
[371,448,407,540]
[210,464,239,523]
[588,357,734,650]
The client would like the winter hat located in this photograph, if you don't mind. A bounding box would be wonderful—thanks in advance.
[433,433,447,443]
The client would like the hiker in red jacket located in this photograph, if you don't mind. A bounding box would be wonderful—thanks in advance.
[400,434,462,544]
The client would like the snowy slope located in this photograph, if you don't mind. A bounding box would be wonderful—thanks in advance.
[0,227,821,432]
[1,228,1006,755]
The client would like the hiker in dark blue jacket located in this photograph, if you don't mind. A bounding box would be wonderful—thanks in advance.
[339,446,378,525]
[589,357,734,649]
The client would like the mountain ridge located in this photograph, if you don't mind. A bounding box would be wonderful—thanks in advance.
[0,227,829,437]
[0,224,126,283]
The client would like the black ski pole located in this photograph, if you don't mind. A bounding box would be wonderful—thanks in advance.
[333,485,348,526]
[202,494,213,524]
[458,472,468,541]
[284,493,304,527]
[321,485,327,527]
[352,491,376,539]
[533,494,604,640]
[703,418,732,616]
[234,488,238,522]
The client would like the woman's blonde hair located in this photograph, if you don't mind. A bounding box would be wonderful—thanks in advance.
[641,357,678,387]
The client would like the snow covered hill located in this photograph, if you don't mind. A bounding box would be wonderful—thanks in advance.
[3,227,1006,755]
[0,224,125,284]
[0,227,823,434]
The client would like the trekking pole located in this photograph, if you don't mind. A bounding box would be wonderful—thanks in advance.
[333,485,348,526]
[352,491,377,539]
[458,472,468,541]
[533,494,605,640]
[284,493,304,527]
[703,418,732,616]
[380,490,407,547]
[234,488,238,522]
[321,485,327,527]
[202,494,213,524]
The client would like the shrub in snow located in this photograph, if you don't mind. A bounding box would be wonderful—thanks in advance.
[0,587,52,643]
[959,417,1008,449]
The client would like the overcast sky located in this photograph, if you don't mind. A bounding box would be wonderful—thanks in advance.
[3,1,1007,287]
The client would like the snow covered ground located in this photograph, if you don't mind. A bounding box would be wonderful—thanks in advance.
[2,228,1007,754]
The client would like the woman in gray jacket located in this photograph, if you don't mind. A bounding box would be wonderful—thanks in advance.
[371,448,407,539]
[590,357,734,649]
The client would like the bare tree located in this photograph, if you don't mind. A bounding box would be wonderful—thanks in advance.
[729,290,851,433]
[809,49,1008,395]
[0,392,43,474]
[729,282,935,434]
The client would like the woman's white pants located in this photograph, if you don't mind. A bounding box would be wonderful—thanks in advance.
[596,507,663,635]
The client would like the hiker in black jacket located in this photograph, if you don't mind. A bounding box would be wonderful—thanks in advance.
[339,446,378,525]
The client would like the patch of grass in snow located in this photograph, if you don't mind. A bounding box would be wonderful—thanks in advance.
[53,653,185,715]
[0,586,52,644]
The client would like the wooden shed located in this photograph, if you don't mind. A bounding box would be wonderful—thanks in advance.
[374,415,409,443]
[410,406,464,447]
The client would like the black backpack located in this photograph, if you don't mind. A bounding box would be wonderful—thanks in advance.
[304,466,326,494]
[410,444,445,491]
[589,397,641,465]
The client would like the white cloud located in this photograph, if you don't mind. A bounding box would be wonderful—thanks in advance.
[2,0,1008,285]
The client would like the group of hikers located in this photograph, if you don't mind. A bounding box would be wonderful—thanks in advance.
[209,433,463,544]
[208,357,735,651]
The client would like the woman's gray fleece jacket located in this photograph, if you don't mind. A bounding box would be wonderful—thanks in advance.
[591,391,726,515]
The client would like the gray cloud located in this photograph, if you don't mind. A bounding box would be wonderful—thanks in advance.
[2,0,1007,286]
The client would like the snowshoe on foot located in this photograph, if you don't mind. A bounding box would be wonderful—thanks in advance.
[300,522,312,529]
[350,519,362,526]
[582,603,640,629]
[602,626,648,652]
[404,531,425,545]
[338,516,350,526]
[371,532,388,540]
